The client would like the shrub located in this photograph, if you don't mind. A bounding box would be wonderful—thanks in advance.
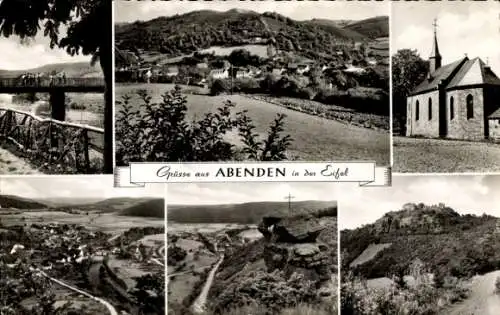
[115,85,293,164]
[210,79,229,95]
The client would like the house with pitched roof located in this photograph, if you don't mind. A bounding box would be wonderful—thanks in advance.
[406,23,500,140]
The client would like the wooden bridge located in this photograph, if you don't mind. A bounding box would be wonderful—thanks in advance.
[0,107,104,174]
[0,77,105,93]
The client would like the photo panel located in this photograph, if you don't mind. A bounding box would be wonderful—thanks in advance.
[340,175,500,314]
[392,1,500,173]
[114,0,390,166]
[0,0,113,175]
[0,176,165,314]
[166,182,338,314]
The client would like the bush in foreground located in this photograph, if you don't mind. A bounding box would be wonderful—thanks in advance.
[115,85,292,165]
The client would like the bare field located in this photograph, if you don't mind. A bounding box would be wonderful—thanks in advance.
[116,83,390,164]
[394,136,500,173]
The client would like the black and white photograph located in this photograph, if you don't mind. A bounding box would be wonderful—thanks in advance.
[114,1,390,166]
[166,183,337,315]
[0,0,112,175]
[340,175,500,315]
[392,1,500,173]
[0,176,165,314]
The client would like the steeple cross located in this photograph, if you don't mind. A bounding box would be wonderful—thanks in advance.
[432,18,438,34]
[284,193,295,212]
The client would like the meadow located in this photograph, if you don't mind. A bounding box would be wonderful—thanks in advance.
[393,136,500,172]
[0,210,164,235]
[116,83,390,164]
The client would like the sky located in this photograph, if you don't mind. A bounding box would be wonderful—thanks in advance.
[167,182,338,205]
[392,1,500,75]
[0,26,90,71]
[340,175,500,230]
[114,0,389,23]
[0,176,165,200]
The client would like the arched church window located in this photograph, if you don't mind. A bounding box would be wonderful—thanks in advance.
[415,100,419,121]
[428,98,432,120]
[466,94,474,119]
[450,96,454,120]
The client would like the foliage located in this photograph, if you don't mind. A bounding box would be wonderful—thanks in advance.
[342,203,500,280]
[130,272,165,314]
[115,10,384,61]
[167,245,187,266]
[210,79,230,96]
[213,270,319,314]
[392,49,429,134]
[115,85,292,164]
[341,269,469,315]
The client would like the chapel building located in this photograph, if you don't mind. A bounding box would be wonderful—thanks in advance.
[406,22,500,140]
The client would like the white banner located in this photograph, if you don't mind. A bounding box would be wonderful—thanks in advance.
[114,162,391,187]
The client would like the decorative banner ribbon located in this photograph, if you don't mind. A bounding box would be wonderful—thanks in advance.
[114,162,391,187]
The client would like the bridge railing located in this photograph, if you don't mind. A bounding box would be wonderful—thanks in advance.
[0,77,105,88]
[0,107,104,174]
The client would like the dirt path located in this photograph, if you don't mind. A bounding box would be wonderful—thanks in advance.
[0,146,40,174]
[40,270,118,315]
[446,270,500,315]
[192,254,225,314]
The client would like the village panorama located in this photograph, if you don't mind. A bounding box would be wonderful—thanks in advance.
[0,177,165,315]
[114,1,390,166]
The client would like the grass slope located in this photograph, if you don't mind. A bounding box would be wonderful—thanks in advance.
[0,195,47,209]
[167,200,337,224]
[116,84,391,164]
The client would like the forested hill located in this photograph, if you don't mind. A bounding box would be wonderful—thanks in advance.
[341,203,500,280]
[115,9,388,57]
[167,200,337,224]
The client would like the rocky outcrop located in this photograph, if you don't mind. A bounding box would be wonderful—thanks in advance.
[258,215,325,243]
[258,214,334,293]
[264,243,331,284]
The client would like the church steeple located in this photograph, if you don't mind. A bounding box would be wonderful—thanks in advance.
[429,18,442,73]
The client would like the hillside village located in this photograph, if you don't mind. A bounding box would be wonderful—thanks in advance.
[115,10,389,102]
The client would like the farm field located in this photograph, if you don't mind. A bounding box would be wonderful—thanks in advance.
[0,211,164,234]
[116,83,390,164]
[394,136,500,173]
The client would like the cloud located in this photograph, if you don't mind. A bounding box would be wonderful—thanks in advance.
[393,2,500,74]
[340,175,500,230]
[0,176,165,199]
[0,35,90,70]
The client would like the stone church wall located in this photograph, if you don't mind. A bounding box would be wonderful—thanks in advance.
[446,88,484,140]
[406,91,440,137]
[488,119,500,140]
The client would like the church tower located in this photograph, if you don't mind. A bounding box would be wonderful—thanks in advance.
[429,18,442,73]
